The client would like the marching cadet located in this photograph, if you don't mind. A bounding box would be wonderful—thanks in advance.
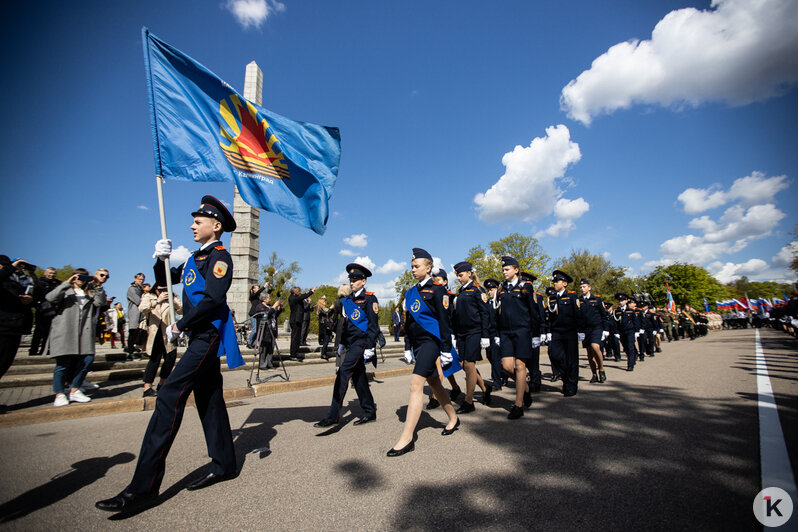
[97,196,242,512]
[544,287,560,382]
[639,302,656,358]
[313,263,378,428]
[389,248,459,457]
[451,261,492,413]
[649,306,664,353]
[547,270,583,397]
[604,301,622,361]
[425,268,463,409]
[519,272,546,392]
[578,279,609,383]
[630,298,647,361]
[483,278,505,391]
[614,294,639,371]
[496,257,535,418]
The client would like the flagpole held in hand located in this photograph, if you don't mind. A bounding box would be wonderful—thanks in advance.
[156,175,177,324]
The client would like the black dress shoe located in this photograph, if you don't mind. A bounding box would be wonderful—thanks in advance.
[186,471,237,491]
[449,388,462,402]
[426,397,440,410]
[589,375,599,383]
[387,441,414,457]
[523,391,532,409]
[563,389,577,397]
[353,416,376,426]
[456,402,475,414]
[656,347,662,353]
[549,374,560,382]
[599,371,607,383]
[441,417,460,435]
[143,388,157,398]
[529,384,541,393]
[482,384,492,406]
[507,405,524,420]
[627,366,634,372]
[95,490,157,512]
[313,418,338,428]
[614,356,621,361]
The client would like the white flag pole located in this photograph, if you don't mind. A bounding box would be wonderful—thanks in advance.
[156,175,177,324]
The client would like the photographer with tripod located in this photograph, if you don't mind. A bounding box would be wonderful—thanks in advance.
[253,293,283,370]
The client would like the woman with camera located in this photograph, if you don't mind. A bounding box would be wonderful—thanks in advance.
[140,285,182,397]
[316,295,333,360]
[45,268,108,406]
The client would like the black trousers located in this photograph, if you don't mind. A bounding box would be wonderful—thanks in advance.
[301,319,310,345]
[486,340,503,388]
[620,331,638,369]
[127,329,236,495]
[0,334,21,381]
[526,345,541,388]
[142,333,177,384]
[549,330,579,394]
[29,315,52,355]
[637,333,647,360]
[290,322,303,360]
[324,339,376,421]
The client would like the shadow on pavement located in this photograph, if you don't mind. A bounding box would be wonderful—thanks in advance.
[0,452,135,522]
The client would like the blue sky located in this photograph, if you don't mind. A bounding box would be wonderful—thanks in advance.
[2,0,797,303]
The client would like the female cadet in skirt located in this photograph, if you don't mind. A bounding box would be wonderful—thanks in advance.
[388,248,459,457]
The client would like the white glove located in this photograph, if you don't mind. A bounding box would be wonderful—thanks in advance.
[659,329,664,334]
[480,338,490,348]
[153,239,172,260]
[166,324,181,343]
[601,330,609,340]
[639,329,645,336]
[403,350,413,364]
[634,332,640,338]
[451,335,456,346]
[531,337,541,349]
[538,335,544,346]
[363,348,375,361]
[614,333,620,339]
[494,336,500,346]
[791,318,798,328]
[440,351,453,365]
[577,333,585,342]
[545,333,552,343]
[337,344,345,356]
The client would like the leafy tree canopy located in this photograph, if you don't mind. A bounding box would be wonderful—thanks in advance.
[465,233,550,288]
[552,249,627,297]
[645,263,727,310]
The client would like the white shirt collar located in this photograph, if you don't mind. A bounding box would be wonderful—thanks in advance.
[200,240,219,251]
[462,281,473,290]
[557,289,566,296]
[353,288,364,298]
[418,277,431,287]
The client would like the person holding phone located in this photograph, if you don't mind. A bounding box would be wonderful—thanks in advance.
[0,256,36,381]
[45,267,108,406]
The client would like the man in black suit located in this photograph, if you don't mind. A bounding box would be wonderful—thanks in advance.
[289,286,315,361]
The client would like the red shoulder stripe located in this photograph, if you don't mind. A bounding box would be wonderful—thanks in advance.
[214,245,226,251]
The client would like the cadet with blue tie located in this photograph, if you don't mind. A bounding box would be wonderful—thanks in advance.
[314,263,378,428]
[96,195,243,512]
[547,270,583,397]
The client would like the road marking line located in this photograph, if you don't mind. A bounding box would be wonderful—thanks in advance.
[755,329,798,509]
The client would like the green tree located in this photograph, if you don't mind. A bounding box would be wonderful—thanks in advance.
[552,249,627,297]
[725,277,793,300]
[465,233,550,288]
[261,251,301,301]
[394,269,416,300]
[34,265,75,281]
[645,263,727,310]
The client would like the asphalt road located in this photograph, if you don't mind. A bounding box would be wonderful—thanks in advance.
[0,328,795,531]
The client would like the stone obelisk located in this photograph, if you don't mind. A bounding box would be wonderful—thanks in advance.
[228,61,262,322]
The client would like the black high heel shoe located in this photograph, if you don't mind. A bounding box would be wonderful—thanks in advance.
[387,441,415,457]
[441,417,460,436]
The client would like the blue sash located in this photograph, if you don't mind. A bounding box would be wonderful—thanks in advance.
[342,297,368,333]
[405,285,461,377]
[182,255,245,369]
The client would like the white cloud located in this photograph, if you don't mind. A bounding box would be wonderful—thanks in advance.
[628,252,643,260]
[699,203,785,243]
[338,249,356,257]
[678,172,790,214]
[332,271,349,286]
[707,257,794,284]
[602,251,611,259]
[535,197,590,238]
[772,242,798,267]
[137,205,150,211]
[536,219,576,238]
[367,277,401,303]
[474,125,582,223]
[353,256,376,271]
[343,233,368,248]
[170,245,191,265]
[220,199,232,209]
[376,259,407,275]
[225,0,285,29]
[560,0,798,125]
[659,234,747,263]
[432,256,445,273]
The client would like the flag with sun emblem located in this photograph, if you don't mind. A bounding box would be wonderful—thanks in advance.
[142,28,341,235]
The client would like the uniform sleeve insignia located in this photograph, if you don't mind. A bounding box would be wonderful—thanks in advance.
[372,302,379,314]
[481,293,488,303]
[442,295,449,309]
[212,261,229,278]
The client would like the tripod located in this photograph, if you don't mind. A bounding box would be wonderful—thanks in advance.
[247,312,289,386]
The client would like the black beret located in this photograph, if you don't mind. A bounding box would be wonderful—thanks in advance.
[552,270,573,283]
[545,286,557,297]
[615,293,628,301]
[520,272,537,283]
[501,256,519,267]
[412,248,432,260]
[483,278,499,289]
[579,278,590,285]
[346,263,372,279]
[433,268,448,280]
[191,195,237,232]
[453,261,472,274]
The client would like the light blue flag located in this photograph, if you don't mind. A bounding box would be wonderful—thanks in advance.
[142,28,341,235]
